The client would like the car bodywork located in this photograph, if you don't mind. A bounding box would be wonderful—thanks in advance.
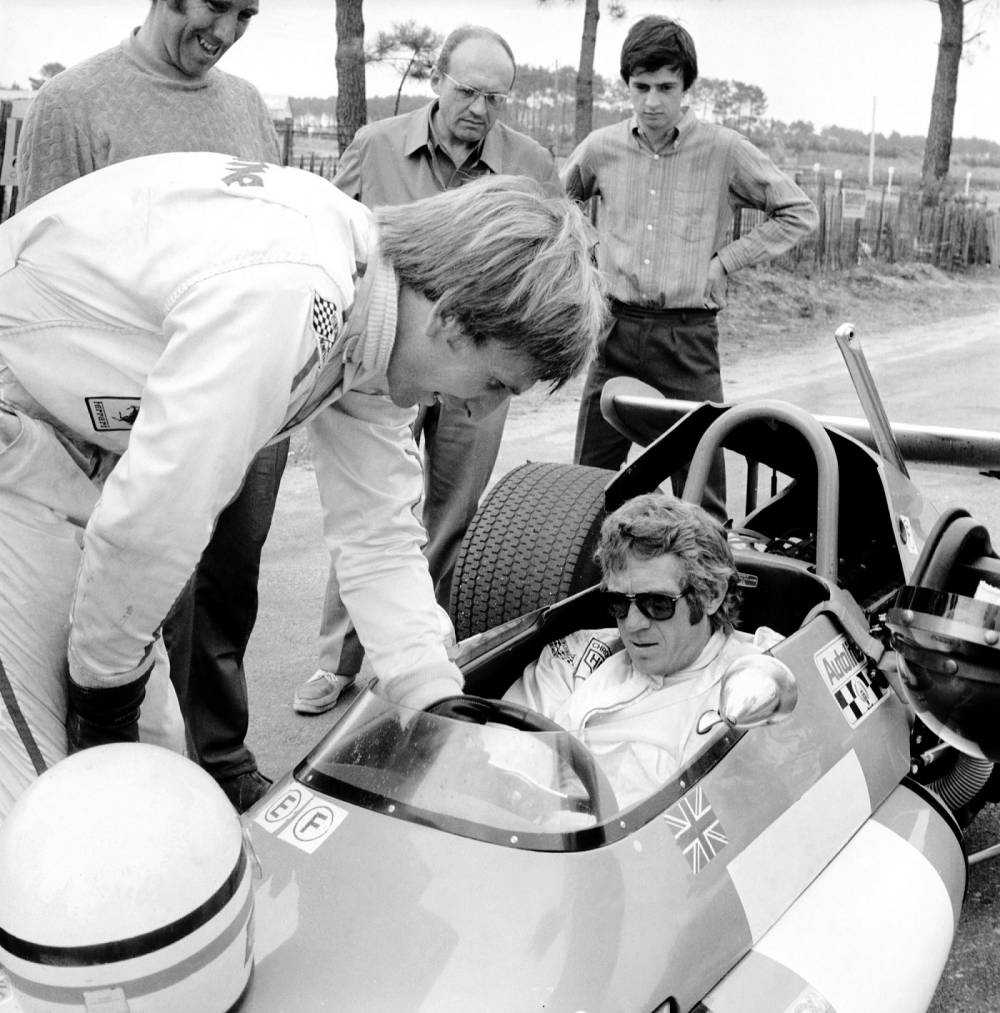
[236,337,1000,1012]
[2,331,997,1013]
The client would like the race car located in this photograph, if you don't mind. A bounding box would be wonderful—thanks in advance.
[2,325,999,1012]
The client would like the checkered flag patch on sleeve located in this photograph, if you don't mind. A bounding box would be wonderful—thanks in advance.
[311,292,342,365]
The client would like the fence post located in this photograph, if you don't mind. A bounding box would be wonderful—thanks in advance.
[873,185,887,259]
[814,172,827,271]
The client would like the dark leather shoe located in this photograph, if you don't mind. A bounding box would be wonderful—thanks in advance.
[218,769,273,813]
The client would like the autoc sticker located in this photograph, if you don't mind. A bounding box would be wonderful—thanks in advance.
[814,634,886,727]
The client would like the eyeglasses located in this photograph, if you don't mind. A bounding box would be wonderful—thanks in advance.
[601,587,691,622]
[441,70,510,109]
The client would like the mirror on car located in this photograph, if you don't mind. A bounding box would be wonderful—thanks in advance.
[697,654,798,734]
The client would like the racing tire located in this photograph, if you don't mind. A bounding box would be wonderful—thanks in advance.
[450,462,615,641]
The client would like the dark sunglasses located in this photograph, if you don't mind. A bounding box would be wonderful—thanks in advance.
[601,587,691,622]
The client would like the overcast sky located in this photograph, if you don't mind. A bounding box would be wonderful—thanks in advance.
[2,0,998,142]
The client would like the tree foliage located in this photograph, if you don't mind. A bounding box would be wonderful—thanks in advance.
[334,0,366,155]
[366,20,442,116]
[29,62,65,90]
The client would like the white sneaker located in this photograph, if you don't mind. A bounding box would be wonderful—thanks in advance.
[293,670,355,715]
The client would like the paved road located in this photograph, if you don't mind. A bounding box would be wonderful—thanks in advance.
[245,309,1000,1010]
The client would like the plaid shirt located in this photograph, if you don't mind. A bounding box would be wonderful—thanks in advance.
[562,110,817,308]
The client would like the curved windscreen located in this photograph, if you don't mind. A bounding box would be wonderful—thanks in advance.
[295,687,731,851]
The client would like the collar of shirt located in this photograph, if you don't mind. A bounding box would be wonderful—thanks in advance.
[629,107,697,156]
[403,101,503,175]
[339,243,399,386]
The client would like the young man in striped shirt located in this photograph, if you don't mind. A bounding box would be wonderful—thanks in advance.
[563,15,817,517]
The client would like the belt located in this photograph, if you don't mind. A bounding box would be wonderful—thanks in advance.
[609,299,717,322]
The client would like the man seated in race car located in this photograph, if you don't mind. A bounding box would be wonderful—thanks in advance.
[0,153,606,818]
[506,492,782,809]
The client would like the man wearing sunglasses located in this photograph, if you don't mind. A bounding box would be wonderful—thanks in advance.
[294,25,560,717]
[506,493,781,807]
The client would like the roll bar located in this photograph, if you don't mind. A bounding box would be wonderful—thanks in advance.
[681,400,841,581]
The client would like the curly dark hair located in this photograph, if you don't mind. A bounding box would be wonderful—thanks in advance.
[595,493,740,631]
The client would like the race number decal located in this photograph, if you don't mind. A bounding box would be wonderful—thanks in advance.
[663,785,728,875]
[254,783,347,854]
[86,396,140,431]
[814,634,886,728]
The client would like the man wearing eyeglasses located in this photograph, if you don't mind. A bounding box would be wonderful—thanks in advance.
[505,493,780,807]
[294,25,560,717]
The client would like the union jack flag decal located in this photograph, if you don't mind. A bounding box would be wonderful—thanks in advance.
[663,786,728,875]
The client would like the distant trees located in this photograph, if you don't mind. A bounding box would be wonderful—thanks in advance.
[689,78,767,134]
[29,62,65,89]
[366,21,442,116]
[538,0,626,145]
[334,0,366,155]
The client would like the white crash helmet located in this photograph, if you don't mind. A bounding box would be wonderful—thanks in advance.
[0,743,254,1012]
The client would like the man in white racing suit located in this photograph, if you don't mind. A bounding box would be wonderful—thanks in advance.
[0,152,605,817]
[506,493,782,809]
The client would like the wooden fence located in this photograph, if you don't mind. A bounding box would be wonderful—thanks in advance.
[736,175,998,272]
[3,98,996,271]
[292,152,338,180]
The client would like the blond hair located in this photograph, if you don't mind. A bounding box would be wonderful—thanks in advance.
[376,175,606,387]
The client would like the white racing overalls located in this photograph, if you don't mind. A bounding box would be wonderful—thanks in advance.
[505,625,783,808]
[0,152,453,816]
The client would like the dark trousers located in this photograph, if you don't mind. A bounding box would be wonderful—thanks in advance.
[163,439,289,780]
[574,302,728,520]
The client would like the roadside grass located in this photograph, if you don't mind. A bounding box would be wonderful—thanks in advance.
[508,261,1000,418]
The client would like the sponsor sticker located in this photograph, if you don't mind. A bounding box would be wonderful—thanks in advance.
[662,785,727,875]
[736,571,759,589]
[277,802,348,855]
[898,514,918,555]
[814,634,886,727]
[254,784,312,833]
[253,783,347,855]
[85,396,140,432]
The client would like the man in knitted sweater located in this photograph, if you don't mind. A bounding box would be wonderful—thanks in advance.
[15,0,286,811]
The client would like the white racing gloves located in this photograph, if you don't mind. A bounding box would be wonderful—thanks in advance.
[376,660,464,712]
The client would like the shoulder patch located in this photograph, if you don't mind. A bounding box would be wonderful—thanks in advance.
[574,636,615,682]
[86,396,140,432]
[311,292,342,366]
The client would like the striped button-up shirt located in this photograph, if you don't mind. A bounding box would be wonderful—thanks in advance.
[562,110,817,308]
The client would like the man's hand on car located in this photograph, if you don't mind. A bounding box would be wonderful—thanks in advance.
[377,660,464,712]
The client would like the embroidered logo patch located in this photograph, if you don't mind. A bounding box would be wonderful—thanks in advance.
[221,159,268,188]
[814,634,886,727]
[663,785,728,875]
[86,397,140,432]
[311,292,342,365]
[576,636,614,683]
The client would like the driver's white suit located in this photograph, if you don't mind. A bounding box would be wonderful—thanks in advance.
[0,152,455,815]
[505,625,782,808]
